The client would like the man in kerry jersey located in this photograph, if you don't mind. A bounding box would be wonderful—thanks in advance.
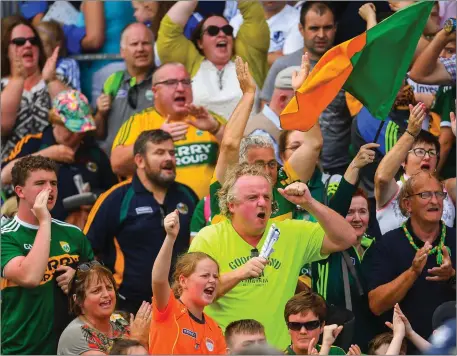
[1,156,94,355]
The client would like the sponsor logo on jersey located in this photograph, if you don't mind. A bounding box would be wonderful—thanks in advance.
[175,143,217,167]
[182,328,197,339]
[60,241,71,253]
[136,206,153,215]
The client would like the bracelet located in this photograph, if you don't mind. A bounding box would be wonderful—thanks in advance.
[209,120,221,135]
[405,129,418,138]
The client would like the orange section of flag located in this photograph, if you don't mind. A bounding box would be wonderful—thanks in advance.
[280,32,367,131]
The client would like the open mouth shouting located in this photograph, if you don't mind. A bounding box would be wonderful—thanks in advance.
[174,96,186,105]
[99,299,112,309]
[420,163,431,171]
[216,40,228,49]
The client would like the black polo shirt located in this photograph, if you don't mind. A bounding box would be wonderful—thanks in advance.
[1,125,117,221]
[84,174,198,306]
[364,220,456,342]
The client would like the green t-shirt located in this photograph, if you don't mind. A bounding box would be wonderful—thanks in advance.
[189,219,327,349]
[190,196,210,238]
[209,162,299,224]
[1,217,94,355]
[284,344,346,355]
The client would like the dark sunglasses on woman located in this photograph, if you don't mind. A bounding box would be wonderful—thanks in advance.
[10,36,40,47]
[203,25,234,37]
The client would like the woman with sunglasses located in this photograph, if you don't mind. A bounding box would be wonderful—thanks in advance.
[156,0,269,120]
[374,102,456,236]
[1,16,69,161]
[149,210,226,354]
[58,261,151,355]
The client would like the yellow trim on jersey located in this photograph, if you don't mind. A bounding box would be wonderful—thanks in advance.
[3,133,43,162]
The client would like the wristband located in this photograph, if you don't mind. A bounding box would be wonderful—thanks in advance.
[405,129,418,138]
[209,120,221,135]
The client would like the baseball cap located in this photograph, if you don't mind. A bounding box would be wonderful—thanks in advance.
[51,90,96,133]
[274,66,301,90]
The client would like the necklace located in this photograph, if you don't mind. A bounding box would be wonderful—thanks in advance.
[80,315,113,338]
[402,220,447,265]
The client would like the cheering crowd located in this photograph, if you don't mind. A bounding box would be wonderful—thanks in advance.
[1,0,456,355]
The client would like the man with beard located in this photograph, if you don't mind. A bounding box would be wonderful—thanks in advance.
[84,129,198,313]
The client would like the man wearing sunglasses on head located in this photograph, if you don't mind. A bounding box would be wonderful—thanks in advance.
[365,171,456,351]
[156,0,269,120]
[94,23,156,156]
[1,155,94,355]
[375,102,456,236]
[284,291,346,355]
[111,62,226,199]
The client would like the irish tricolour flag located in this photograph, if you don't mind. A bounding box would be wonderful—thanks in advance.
[280,1,434,131]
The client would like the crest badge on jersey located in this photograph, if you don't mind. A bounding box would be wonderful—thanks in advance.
[205,337,214,352]
[86,161,98,173]
[176,202,189,215]
[196,129,203,136]
[60,241,70,253]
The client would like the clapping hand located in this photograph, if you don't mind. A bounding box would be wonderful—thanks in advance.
[185,104,219,133]
[426,246,455,282]
[235,56,256,94]
[42,47,59,83]
[407,102,427,137]
[292,53,310,92]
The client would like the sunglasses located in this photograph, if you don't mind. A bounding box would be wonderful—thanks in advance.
[203,25,234,37]
[77,260,102,272]
[287,320,321,331]
[10,36,39,47]
[128,85,138,109]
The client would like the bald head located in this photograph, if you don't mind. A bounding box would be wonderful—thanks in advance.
[120,22,154,49]
[152,62,187,85]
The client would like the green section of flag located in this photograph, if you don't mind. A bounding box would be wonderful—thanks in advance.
[343,1,434,120]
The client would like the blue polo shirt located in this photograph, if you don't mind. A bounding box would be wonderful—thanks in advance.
[83,174,198,303]
[1,125,117,221]
[363,220,456,345]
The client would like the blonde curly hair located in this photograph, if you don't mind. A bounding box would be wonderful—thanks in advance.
[218,163,272,218]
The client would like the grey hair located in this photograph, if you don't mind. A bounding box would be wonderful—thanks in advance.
[218,163,272,219]
[239,135,275,163]
[120,23,155,49]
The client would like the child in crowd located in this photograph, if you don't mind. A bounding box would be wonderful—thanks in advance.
[35,20,81,90]
[150,210,226,354]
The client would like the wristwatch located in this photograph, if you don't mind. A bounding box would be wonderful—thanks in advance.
[444,18,456,34]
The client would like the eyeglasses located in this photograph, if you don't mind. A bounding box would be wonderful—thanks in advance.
[203,24,234,37]
[153,79,192,88]
[10,36,39,46]
[77,260,102,272]
[287,320,321,331]
[407,191,447,200]
[254,161,278,169]
[128,85,138,109]
[408,148,438,158]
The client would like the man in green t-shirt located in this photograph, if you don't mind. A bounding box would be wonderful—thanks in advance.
[1,156,94,355]
[189,163,357,349]
[209,57,322,224]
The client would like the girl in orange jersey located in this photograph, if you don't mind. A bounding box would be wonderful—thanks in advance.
[150,209,226,354]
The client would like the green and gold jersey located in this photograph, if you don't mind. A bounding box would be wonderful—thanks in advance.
[1,217,94,355]
[113,108,225,199]
[209,161,300,224]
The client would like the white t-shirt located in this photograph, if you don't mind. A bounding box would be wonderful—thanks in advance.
[192,59,243,120]
[230,4,303,55]
[376,178,456,236]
